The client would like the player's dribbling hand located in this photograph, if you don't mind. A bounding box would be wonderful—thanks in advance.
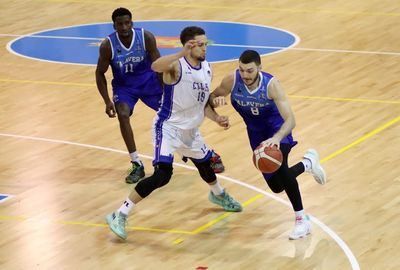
[261,137,280,149]
[216,115,230,130]
[213,96,228,107]
[105,101,116,118]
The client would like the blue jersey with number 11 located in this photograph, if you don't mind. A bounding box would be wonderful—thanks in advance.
[108,28,155,90]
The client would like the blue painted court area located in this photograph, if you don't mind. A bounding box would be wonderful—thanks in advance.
[8,20,298,65]
[0,194,10,203]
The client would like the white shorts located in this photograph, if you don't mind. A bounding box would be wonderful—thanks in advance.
[152,120,211,165]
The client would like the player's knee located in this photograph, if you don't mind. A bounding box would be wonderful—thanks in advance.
[116,104,131,119]
[192,159,216,183]
[117,111,130,121]
[135,163,173,198]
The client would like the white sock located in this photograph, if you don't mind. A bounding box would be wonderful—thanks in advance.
[129,151,141,163]
[302,158,312,172]
[118,198,135,215]
[295,210,305,219]
[210,181,224,196]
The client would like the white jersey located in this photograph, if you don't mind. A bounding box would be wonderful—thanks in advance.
[155,57,212,129]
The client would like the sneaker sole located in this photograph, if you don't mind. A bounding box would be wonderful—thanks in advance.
[289,230,311,240]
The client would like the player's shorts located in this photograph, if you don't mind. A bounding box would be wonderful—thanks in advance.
[247,128,297,151]
[112,76,163,114]
[152,120,212,165]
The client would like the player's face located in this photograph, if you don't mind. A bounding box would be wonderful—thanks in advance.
[190,35,208,62]
[238,62,261,86]
[114,15,133,38]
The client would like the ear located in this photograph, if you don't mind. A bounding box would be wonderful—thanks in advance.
[258,65,262,71]
[113,23,116,30]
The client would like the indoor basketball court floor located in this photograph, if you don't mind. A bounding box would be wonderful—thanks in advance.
[0,1,399,269]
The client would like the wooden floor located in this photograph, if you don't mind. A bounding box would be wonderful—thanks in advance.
[1,0,399,269]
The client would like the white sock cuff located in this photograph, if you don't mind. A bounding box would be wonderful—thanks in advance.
[129,152,140,163]
[295,210,305,218]
[118,198,135,215]
[301,158,312,172]
[210,181,224,196]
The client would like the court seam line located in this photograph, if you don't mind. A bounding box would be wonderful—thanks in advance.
[0,132,361,270]
[30,0,400,17]
[0,78,399,105]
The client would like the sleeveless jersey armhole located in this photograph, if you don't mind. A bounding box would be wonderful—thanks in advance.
[266,76,274,100]
[231,70,237,93]
[107,36,114,61]
[141,28,146,51]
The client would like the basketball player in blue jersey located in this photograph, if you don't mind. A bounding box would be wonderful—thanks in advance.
[96,8,224,184]
[210,50,327,240]
[106,26,242,240]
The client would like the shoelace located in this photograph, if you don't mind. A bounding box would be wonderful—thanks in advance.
[118,214,127,227]
[127,162,140,174]
[223,194,239,208]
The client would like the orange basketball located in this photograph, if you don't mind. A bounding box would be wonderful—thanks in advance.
[252,145,283,173]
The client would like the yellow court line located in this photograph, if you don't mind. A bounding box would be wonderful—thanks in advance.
[289,95,400,105]
[178,115,400,243]
[1,78,399,105]
[188,194,264,235]
[321,115,400,163]
[0,78,93,87]
[0,215,26,221]
[171,194,265,244]
[1,115,398,239]
[59,220,194,234]
[37,0,400,17]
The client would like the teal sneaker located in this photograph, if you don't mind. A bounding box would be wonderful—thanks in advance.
[106,211,128,240]
[125,161,145,184]
[208,190,243,212]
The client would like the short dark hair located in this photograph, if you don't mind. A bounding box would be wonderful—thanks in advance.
[112,7,132,22]
[239,50,261,66]
[180,26,206,45]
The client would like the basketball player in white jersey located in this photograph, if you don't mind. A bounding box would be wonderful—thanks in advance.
[106,26,242,240]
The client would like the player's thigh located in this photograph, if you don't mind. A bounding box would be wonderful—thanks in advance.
[179,130,211,161]
[113,87,139,115]
[140,93,162,111]
[152,122,179,165]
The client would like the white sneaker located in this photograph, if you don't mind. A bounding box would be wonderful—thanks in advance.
[289,215,311,240]
[303,149,327,185]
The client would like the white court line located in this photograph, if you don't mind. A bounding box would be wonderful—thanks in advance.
[0,194,13,204]
[2,32,400,57]
[0,132,360,270]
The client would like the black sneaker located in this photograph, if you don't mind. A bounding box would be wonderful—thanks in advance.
[125,161,145,184]
[210,151,225,173]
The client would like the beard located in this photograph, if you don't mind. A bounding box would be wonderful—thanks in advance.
[196,55,205,62]
[244,75,259,86]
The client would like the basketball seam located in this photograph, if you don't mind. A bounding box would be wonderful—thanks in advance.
[260,153,282,166]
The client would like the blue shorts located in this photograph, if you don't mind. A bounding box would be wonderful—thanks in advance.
[112,76,163,114]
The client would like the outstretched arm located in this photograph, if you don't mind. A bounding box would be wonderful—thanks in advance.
[209,73,234,108]
[95,38,116,118]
